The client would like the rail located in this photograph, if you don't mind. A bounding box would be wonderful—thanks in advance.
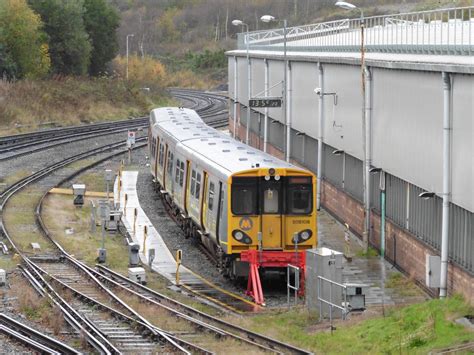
[237,6,474,56]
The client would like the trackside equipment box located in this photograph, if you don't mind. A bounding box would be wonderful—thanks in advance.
[305,248,343,317]
[128,267,146,285]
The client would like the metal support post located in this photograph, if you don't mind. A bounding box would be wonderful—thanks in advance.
[233,56,238,138]
[364,66,372,252]
[245,26,251,145]
[263,58,269,152]
[440,72,451,298]
[90,201,96,233]
[317,62,324,211]
[283,19,289,162]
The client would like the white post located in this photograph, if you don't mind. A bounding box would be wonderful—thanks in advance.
[126,34,134,80]
[440,72,451,298]
[317,63,324,211]
[263,58,269,152]
[245,25,251,144]
[364,66,372,250]
[283,19,290,162]
[233,56,238,138]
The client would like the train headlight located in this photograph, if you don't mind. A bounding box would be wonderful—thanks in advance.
[301,230,310,240]
[294,229,313,244]
[234,231,244,241]
[232,230,252,244]
[274,174,280,181]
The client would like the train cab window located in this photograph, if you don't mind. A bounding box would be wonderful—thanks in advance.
[208,182,215,211]
[231,177,258,215]
[286,177,312,215]
[262,180,281,214]
[190,170,196,196]
[195,173,201,199]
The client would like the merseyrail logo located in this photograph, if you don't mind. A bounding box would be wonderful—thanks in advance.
[239,217,253,231]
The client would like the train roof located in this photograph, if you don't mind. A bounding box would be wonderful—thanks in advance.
[150,107,304,176]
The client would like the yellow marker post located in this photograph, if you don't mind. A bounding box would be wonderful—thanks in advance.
[118,179,122,204]
[143,225,148,255]
[124,194,128,216]
[176,249,182,286]
[133,208,138,236]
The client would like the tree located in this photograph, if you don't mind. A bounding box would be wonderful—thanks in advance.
[0,0,50,79]
[83,0,120,76]
[29,0,91,75]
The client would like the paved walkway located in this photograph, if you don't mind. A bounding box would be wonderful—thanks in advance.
[115,171,188,283]
[317,210,428,307]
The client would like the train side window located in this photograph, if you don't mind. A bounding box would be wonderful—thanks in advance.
[190,170,196,196]
[179,161,185,186]
[195,173,201,199]
[208,182,215,211]
[158,144,164,166]
[175,159,180,183]
[167,152,174,174]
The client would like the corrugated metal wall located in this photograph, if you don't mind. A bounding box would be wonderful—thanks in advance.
[229,53,474,275]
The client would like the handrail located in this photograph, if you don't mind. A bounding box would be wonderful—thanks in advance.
[236,6,474,56]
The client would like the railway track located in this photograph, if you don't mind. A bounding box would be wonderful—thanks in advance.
[93,264,312,355]
[170,88,229,128]
[0,117,148,161]
[0,89,311,353]
[0,313,79,354]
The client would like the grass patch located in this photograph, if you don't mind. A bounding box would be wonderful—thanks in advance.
[0,77,173,136]
[233,295,473,353]
[2,187,55,253]
[356,246,379,258]
[385,273,421,297]
[73,171,107,192]
[42,194,130,271]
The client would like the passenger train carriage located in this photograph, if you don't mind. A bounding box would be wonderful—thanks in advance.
[149,107,317,279]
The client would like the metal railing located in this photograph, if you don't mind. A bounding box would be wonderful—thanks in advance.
[317,276,349,322]
[238,7,474,56]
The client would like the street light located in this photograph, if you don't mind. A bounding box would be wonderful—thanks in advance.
[232,19,251,144]
[335,1,369,252]
[126,34,134,80]
[261,15,290,162]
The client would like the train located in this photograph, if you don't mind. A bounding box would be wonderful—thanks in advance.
[148,107,317,279]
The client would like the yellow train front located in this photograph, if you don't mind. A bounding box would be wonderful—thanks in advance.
[149,107,317,304]
[226,168,316,277]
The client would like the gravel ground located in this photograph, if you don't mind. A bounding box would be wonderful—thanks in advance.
[134,147,290,307]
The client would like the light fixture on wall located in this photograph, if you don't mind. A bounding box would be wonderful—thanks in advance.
[369,167,382,173]
[296,132,305,137]
[419,191,436,199]
[314,87,338,105]
[332,149,344,155]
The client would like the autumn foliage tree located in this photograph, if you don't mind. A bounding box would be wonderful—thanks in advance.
[0,0,50,79]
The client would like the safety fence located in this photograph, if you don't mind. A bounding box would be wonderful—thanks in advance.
[238,7,474,56]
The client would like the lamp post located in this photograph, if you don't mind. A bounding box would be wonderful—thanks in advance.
[335,1,369,252]
[232,20,251,144]
[126,34,134,80]
[261,15,290,162]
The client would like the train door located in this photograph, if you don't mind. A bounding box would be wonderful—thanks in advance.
[201,172,208,229]
[163,144,168,190]
[154,137,159,179]
[261,178,283,249]
[184,160,191,214]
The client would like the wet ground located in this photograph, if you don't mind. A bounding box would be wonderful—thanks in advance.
[317,210,428,307]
